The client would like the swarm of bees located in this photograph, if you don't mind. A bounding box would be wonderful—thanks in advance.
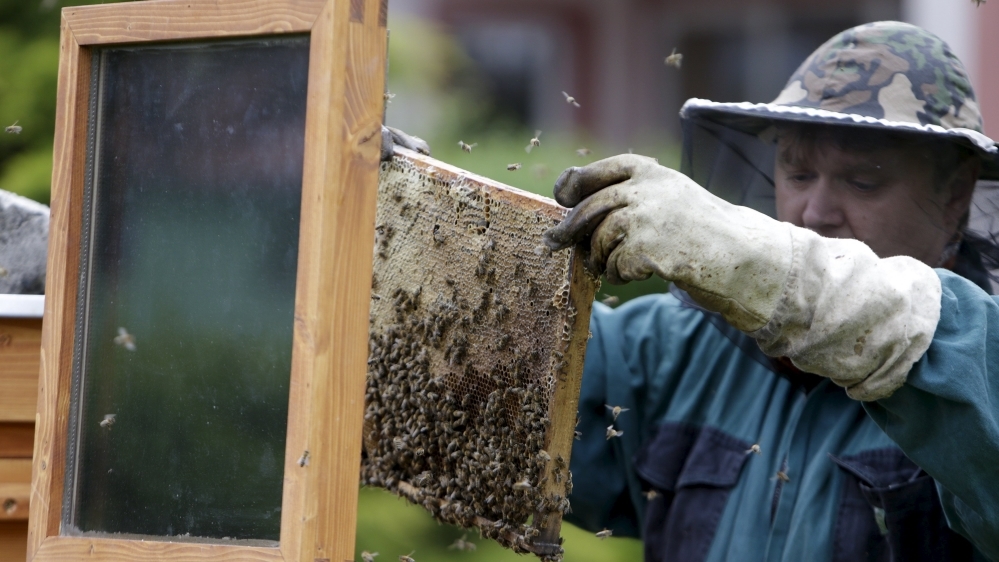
[367,154,598,561]
[665,48,683,69]
[5,121,21,134]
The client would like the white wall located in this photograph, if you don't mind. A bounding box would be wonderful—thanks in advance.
[901,0,979,84]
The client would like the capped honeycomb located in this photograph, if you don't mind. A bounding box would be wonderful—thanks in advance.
[363,149,598,560]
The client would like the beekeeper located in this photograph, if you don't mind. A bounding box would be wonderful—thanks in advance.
[544,21,999,561]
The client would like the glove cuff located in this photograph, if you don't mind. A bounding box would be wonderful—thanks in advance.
[750,228,942,401]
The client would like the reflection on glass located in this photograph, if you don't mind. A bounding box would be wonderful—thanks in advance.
[68,36,310,543]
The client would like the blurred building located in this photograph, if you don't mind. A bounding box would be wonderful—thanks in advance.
[390,0,999,144]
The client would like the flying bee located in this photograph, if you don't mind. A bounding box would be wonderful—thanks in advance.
[5,121,21,134]
[399,551,416,562]
[575,430,582,440]
[595,528,613,540]
[643,489,659,500]
[512,478,532,491]
[601,295,620,307]
[297,450,310,467]
[99,413,116,430]
[606,425,624,440]
[448,534,477,551]
[747,444,761,455]
[561,91,581,108]
[665,48,683,69]
[361,552,379,562]
[973,0,985,6]
[0,266,8,277]
[774,471,790,483]
[576,147,592,157]
[525,130,542,153]
[531,163,550,179]
[384,91,396,104]
[506,163,522,171]
[458,140,477,153]
[605,405,630,421]
[113,327,136,351]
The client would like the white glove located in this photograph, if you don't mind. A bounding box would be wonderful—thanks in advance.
[543,154,942,401]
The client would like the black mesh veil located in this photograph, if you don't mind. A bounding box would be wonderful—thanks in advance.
[680,114,777,218]
[678,111,999,293]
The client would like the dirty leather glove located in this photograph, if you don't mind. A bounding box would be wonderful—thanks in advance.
[543,154,942,401]
[381,125,431,162]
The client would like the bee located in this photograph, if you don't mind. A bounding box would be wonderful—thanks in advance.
[595,528,613,540]
[665,48,683,69]
[525,130,542,153]
[113,327,136,351]
[538,449,551,462]
[458,140,477,153]
[747,444,761,455]
[643,489,659,500]
[973,0,985,6]
[297,450,310,467]
[0,266,8,277]
[775,471,790,483]
[506,163,522,171]
[576,147,592,157]
[600,295,620,307]
[605,405,629,421]
[384,91,396,104]
[99,413,116,430]
[531,163,550,179]
[512,478,532,491]
[561,91,581,108]
[606,425,624,440]
[399,551,416,562]
[448,534,477,551]
[361,552,379,562]
[574,430,582,440]
[5,121,21,134]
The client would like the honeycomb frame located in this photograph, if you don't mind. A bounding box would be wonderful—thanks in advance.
[363,149,598,559]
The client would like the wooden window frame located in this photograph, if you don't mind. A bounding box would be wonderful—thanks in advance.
[29,1,387,560]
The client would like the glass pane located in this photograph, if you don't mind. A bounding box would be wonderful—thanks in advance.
[68,36,310,544]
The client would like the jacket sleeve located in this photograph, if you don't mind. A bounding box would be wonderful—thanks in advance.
[864,270,999,560]
[564,295,711,537]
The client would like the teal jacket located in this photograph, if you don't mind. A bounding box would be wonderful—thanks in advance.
[567,270,998,561]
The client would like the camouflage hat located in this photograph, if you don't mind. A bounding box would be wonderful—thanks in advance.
[680,21,999,177]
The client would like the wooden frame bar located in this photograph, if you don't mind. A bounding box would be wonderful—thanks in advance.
[29,1,387,560]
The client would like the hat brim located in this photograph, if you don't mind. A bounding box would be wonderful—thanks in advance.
[680,98,999,181]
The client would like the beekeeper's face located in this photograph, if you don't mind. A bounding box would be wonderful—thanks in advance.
[773,127,978,265]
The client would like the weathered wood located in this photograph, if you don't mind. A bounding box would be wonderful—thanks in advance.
[0,424,34,458]
[32,1,388,561]
[65,0,324,45]
[0,318,43,422]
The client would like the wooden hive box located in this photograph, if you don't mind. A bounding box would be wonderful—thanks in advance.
[363,149,598,560]
[0,294,44,562]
